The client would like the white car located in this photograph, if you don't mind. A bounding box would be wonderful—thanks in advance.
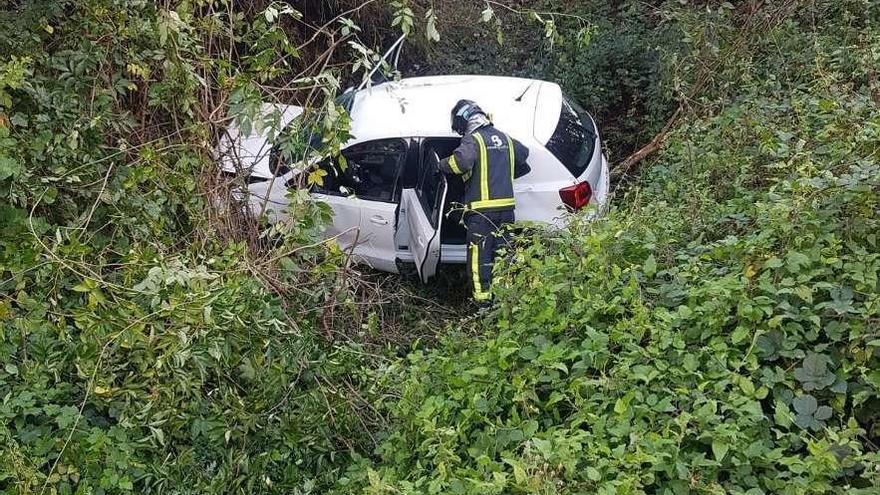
[219,75,610,282]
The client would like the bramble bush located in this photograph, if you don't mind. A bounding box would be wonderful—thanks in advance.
[347,82,880,495]
[0,1,400,493]
[2,0,879,494]
[340,4,880,493]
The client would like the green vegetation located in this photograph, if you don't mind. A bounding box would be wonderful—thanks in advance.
[409,0,680,159]
[0,1,394,492]
[2,1,879,494]
[354,83,880,495]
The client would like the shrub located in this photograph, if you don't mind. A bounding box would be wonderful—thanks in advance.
[0,1,389,492]
[342,58,880,495]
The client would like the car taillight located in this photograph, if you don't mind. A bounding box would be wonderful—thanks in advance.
[559,181,592,210]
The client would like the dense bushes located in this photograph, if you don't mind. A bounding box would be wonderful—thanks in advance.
[0,1,391,493]
[2,1,879,494]
[0,239,377,492]
[349,82,880,495]
[544,1,680,160]
[406,0,681,159]
[342,4,880,493]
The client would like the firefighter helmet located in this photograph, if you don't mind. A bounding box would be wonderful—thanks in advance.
[450,99,486,135]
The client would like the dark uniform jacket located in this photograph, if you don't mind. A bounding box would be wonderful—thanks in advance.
[439,125,531,212]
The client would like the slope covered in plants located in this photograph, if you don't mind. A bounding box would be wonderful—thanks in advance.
[342,3,880,494]
[1,1,878,494]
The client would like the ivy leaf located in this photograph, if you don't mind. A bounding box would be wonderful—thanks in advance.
[794,353,835,391]
[773,400,792,427]
[682,353,699,372]
[795,413,820,430]
[792,395,830,431]
[792,394,817,415]
[818,287,855,315]
[814,405,832,421]
[518,346,538,360]
[55,405,79,429]
[0,155,22,181]
[756,330,784,361]
[785,251,810,272]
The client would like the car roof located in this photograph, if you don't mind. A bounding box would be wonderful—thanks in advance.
[347,75,562,146]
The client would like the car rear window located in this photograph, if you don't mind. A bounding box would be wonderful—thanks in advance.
[545,97,597,178]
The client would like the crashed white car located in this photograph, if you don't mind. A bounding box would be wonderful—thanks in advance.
[219,75,610,282]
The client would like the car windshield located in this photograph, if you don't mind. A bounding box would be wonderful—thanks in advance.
[545,97,597,178]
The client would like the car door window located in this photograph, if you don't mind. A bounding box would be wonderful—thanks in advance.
[296,139,407,202]
[422,139,467,245]
[417,149,443,228]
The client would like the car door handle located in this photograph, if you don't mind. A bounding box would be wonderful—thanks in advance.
[369,215,389,226]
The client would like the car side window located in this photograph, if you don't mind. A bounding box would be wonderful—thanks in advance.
[417,148,443,228]
[306,139,407,202]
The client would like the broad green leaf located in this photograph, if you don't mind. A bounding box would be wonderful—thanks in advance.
[792,395,817,415]
[785,251,810,272]
[712,438,729,461]
[682,353,699,372]
[643,254,657,276]
[0,155,22,181]
[814,405,832,421]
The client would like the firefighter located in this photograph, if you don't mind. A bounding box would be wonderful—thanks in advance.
[439,99,531,304]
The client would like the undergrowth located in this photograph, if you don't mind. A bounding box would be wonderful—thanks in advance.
[1,1,878,494]
[340,2,880,494]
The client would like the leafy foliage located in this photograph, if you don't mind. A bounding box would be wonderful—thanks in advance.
[341,3,880,493]
[2,1,879,494]
[0,1,393,493]
[349,87,880,495]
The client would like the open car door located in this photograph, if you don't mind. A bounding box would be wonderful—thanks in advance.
[400,150,448,283]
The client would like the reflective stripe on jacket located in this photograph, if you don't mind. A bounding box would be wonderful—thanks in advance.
[440,126,530,212]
